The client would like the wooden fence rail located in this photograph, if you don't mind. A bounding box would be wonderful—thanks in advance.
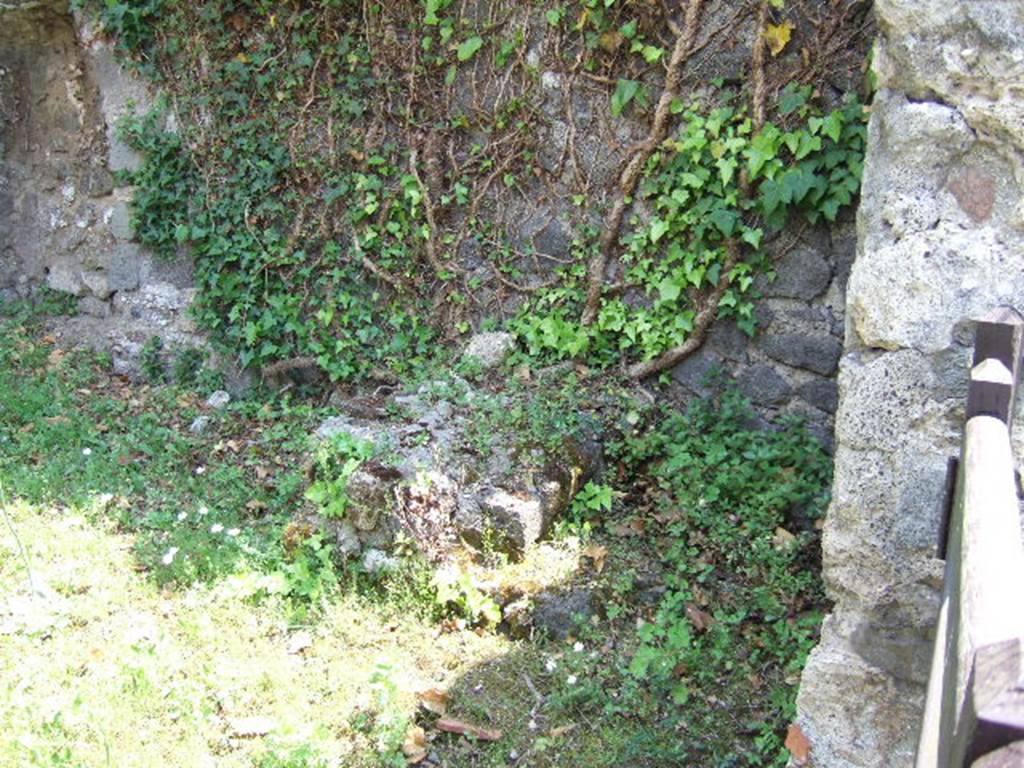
[916,307,1024,767]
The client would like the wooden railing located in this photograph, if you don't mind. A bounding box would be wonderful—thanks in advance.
[916,307,1024,767]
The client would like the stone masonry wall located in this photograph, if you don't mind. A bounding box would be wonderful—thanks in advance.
[0,0,860,425]
[0,0,200,377]
[794,2,1024,765]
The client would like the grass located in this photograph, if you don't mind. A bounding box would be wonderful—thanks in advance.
[0,499,515,767]
[0,303,831,767]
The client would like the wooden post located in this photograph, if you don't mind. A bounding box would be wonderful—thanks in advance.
[917,307,1024,767]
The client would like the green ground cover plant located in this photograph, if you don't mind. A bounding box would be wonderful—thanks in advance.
[0,306,831,766]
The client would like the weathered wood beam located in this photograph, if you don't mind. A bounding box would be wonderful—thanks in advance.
[917,415,1024,767]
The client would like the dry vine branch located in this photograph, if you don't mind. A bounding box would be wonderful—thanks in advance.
[580,0,705,326]
[625,241,740,379]
[751,1,769,130]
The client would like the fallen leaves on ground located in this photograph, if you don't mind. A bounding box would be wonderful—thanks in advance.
[772,527,797,551]
[785,722,812,764]
[436,717,502,742]
[402,725,428,764]
[685,603,714,632]
[417,688,449,716]
[582,544,608,574]
[610,518,645,537]
[227,715,277,738]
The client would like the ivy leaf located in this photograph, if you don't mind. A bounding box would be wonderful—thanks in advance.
[606,80,638,118]
[760,179,782,215]
[823,110,844,142]
[658,277,682,303]
[640,44,664,64]
[741,228,764,249]
[780,167,814,204]
[649,217,670,244]
[457,36,484,62]
[763,22,794,57]
[717,156,738,186]
[778,83,809,116]
[611,78,640,117]
[821,196,841,221]
[708,208,739,237]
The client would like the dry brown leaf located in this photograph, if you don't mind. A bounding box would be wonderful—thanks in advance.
[246,499,268,513]
[228,716,277,738]
[255,465,272,480]
[653,509,683,525]
[47,348,65,369]
[402,725,428,764]
[599,29,623,53]
[764,22,794,57]
[42,334,57,345]
[772,527,797,551]
[548,724,576,738]
[418,688,450,716]
[785,723,812,764]
[685,603,714,632]
[611,518,645,537]
[436,717,502,742]
[582,544,608,574]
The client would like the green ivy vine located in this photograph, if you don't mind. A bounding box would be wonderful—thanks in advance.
[513,87,866,368]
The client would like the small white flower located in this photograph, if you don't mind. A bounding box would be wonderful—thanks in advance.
[195,466,205,475]
[198,506,209,516]
[226,528,240,537]
[177,512,188,522]
[161,547,179,565]
[210,523,224,534]
[545,658,557,672]
[573,641,584,652]
[82,447,92,456]
[567,675,578,686]
[527,719,538,731]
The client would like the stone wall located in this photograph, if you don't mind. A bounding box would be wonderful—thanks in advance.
[0,0,865,416]
[794,2,1024,765]
[0,0,199,376]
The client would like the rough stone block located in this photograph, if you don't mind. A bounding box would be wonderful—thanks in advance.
[765,248,833,300]
[760,333,842,376]
[671,351,724,397]
[107,200,134,240]
[798,378,840,414]
[736,363,792,407]
[78,295,111,318]
[46,261,84,296]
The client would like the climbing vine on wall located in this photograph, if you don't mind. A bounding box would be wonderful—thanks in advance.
[80,0,870,381]
[513,88,866,374]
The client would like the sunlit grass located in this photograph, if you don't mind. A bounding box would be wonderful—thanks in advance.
[0,498,519,767]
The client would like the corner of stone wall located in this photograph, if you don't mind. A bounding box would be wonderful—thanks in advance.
[0,0,201,378]
[793,4,1024,766]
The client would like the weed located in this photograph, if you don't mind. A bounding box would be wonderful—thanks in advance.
[304,431,377,520]
[140,335,166,384]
